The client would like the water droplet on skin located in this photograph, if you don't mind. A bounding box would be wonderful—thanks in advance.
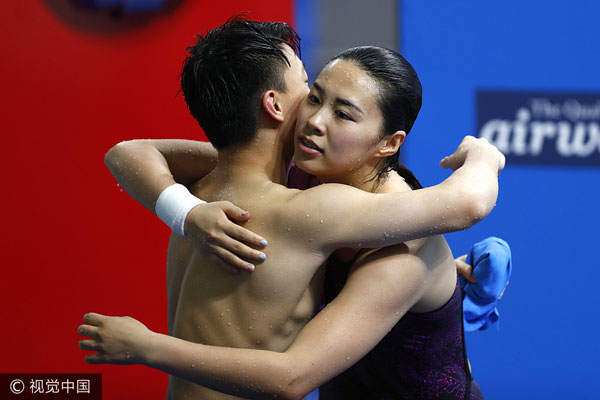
[308,238,313,242]
[346,356,350,361]
[287,227,291,232]
[446,205,450,209]
[248,326,254,330]
[126,352,131,359]
[320,219,324,224]
[227,322,231,326]
[220,313,224,317]
[305,213,310,218]
[191,363,195,369]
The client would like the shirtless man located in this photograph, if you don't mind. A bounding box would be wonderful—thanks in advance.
[80,18,503,399]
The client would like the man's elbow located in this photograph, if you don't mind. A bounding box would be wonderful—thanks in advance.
[456,189,496,230]
[464,197,490,226]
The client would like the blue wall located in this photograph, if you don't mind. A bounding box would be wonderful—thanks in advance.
[402,1,600,398]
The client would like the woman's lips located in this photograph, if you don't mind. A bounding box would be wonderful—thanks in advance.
[298,136,323,154]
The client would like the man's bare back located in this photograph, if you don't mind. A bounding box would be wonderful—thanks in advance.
[167,172,327,399]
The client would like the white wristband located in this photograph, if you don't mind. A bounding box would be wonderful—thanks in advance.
[155,183,206,237]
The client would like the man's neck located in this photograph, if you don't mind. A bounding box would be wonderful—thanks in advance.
[212,127,288,185]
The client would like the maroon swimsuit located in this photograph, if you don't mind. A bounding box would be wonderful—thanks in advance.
[319,254,484,400]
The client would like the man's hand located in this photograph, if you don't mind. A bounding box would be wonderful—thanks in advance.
[455,254,477,283]
[440,136,506,174]
[78,313,153,365]
[183,201,268,274]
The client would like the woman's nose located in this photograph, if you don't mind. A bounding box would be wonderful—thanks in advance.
[307,110,326,136]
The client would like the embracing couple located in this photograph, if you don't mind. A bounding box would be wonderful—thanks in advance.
[78,16,506,400]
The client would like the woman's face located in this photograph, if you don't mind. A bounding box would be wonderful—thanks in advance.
[293,59,385,183]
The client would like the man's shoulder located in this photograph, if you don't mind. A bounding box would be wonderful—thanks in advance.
[186,177,209,197]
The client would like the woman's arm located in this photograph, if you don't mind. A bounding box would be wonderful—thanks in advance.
[286,136,505,253]
[105,139,267,270]
[105,139,218,211]
[79,246,426,399]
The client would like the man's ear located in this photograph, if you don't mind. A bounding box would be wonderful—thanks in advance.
[377,130,406,158]
[261,90,284,122]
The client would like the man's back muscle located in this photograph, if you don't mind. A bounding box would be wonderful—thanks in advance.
[167,174,326,399]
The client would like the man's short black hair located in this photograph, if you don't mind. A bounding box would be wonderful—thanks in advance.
[180,15,301,149]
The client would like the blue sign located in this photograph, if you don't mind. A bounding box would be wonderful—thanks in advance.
[477,91,600,166]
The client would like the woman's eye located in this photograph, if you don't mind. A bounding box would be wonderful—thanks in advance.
[308,95,320,104]
[336,110,352,121]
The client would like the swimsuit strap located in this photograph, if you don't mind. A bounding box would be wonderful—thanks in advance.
[460,285,472,400]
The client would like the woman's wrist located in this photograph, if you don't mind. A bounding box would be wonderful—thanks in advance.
[155,183,206,236]
[139,330,163,367]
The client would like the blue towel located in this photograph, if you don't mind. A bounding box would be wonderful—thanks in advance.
[460,237,512,331]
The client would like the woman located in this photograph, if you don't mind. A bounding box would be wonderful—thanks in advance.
[80,46,487,399]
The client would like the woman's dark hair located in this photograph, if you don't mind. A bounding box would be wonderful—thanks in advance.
[331,46,423,189]
[180,15,301,149]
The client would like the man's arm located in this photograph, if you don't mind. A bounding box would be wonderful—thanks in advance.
[105,139,267,270]
[79,245,426,399]
[287,136,505,253]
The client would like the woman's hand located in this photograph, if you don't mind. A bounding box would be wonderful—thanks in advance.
[184,201,268,274]
[455,254,477,283]
[78,313,154,365]
[105,139,267,274]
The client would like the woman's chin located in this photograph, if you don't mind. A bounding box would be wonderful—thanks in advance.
[293,156,322,176]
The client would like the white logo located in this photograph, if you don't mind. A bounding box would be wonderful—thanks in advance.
[479,97,600,159]
[9,379,25,394]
